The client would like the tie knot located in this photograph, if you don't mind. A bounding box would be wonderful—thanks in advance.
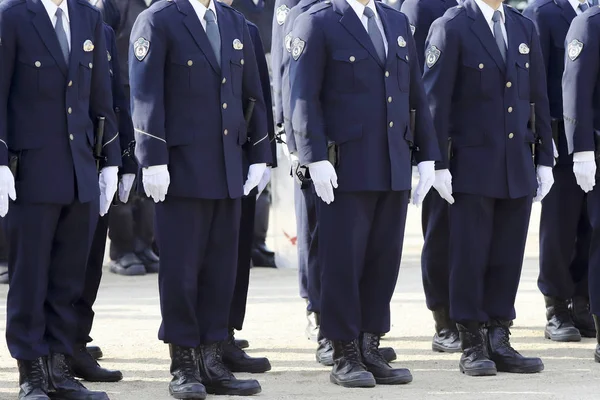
[55,7,63,17]
[492,9,502,22]
[363,7,375,19]
[204,8,216,22]
[579,2,589,11]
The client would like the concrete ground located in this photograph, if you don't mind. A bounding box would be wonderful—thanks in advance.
[1,203,599,399]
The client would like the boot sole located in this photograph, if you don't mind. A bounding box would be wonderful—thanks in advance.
[544,330,581,342]
[226,365,271,374]
[205,386,261,396]
[168,390,207,400]
[495,364,544,374]
[459,364,497,377]
[316,355,334,367]
[432,342,462,353]
[329,374,376,388]
[75,374,123,383]
[374,374,413,385]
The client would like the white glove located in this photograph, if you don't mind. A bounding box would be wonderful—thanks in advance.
[573,158,596,193]
[118,173,136,203]
[257,167,271,196]
[0,166,16,217]
[142,165,170,203]
[99,166,118,216]
[412,161,435,206]
[533,165,555,202]
[307,160,338,204]
[244,163,267,195]
[432,169,454,204]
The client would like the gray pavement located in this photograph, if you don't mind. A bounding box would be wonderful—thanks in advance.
[1,204,599,399]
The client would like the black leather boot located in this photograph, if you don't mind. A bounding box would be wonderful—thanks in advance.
[487,320,544,374]
[168,345,206,400]
[316,338,334,366]
[457,322,497,376]
[197,342,261,396]
[222,332,271,373]
[234,338,249,350]
[432,308,461,353]
[306,310,320,342]
[17,358,50,399]
[360,333,412,385]
[71,345,122,382]
[85,346,102,361]
[108,253,146,276]
[47,353,109,400]
[330,339,376,388]
[593,315,600,363]
[570,297,597,338]
[544,296,581,342]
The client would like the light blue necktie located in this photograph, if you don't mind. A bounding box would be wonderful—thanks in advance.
[492,10,506,64]
[204,9,221,67]
[55,8,70,64]
[363,7,386,65]
[579,2,589,12]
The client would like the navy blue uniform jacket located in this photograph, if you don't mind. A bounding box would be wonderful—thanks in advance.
[130,0,272,200]
[290,0,440,192]
[0,0,121,205]
[423,0,553,199]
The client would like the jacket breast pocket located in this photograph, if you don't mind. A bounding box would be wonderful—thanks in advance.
[396,49,410,93]
[330,49,369,93]
[516,59,530,100]
[168,52,208,96]
[16,56,62,99]
[459,58,495,100]
[78,59,93,100]
[230,57,244,96]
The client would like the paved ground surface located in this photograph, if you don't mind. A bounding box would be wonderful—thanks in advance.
[1,204,599,399]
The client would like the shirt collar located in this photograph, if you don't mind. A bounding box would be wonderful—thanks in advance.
[474,0,504,25]
[345,0,379,21]
[41,0,70,23]
[569,0,589,13]
[190,0,218,23]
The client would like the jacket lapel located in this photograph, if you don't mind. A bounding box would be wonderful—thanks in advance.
[375,1,396,65]
[333,0,384,67]
[466,0,506,73]
[27,0,68,76]
[556,0,577,24]
[68,0,84,78]
[215,2,235,76]
[175,0,221,75]
[504,6,520,70]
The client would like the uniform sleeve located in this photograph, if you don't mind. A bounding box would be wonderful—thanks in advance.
[405,16,440,163]
[422,19,459,170]
[90,13,121,168]
[271,0,288,126]
[241,22,272,166]
[523,5,551,83]
[563,15,599,155]
[527,21,553,167]
[249,24,277,167]
[289,13,328,165]
[107,26,137,175]
[0,9,16,166]
[401,0,433,72]
[129,11,168,167]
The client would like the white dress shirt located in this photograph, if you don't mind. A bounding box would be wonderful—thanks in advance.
[474,0,507,44]
[189,0,218,31]
[345,0,388,55]
[40,0,71,50]
[569,0,591,14]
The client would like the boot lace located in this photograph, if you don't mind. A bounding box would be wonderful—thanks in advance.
[364,334,387,364]
[212,343,234,378]
[28,359,47,388]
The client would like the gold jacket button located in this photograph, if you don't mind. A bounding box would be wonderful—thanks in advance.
[389,121,394,128]
[69,134,74,141]
[508,133,514,139]
[187,60,193,66]
[35,61,41,68]
[506,81,512,88]
[385,71,390,78]
[479,63,484,69]
[67,107,72,114]
[224,129,228,136]
[349,56,356,62]
[508,107,513,113]
[222,78,227,84]
[222,103,228,109]
[68,81,73,87]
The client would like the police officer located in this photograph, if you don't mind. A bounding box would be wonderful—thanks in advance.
[225,0,276,374]
[423,0,553,376]
[130,0,272,396]
[524,0,596,343]
[290,0,439,387]
[0,0,121,397]
[563,3,600,363]
[70,18,137,382]
[401,0,461,354]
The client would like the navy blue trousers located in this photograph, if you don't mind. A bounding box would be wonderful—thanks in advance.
[319,191,409,341]
[295,183,320,313]
[421,190,450,311]
[586,187,600,316]
[449,194,532,323]
[155,197,241,347]
[538,164,591,299]
[74,213,108,345]
[6,200,98,360]
[229,195,256,331]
